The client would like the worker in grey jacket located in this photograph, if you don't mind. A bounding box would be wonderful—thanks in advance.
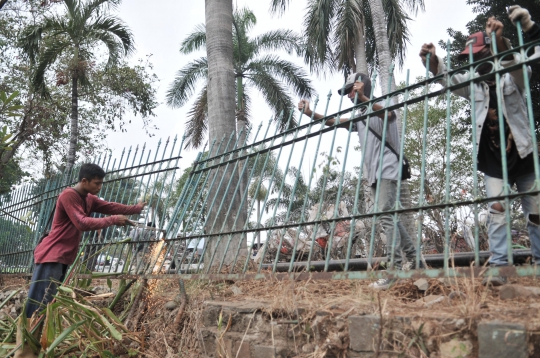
[420,8,540,285]
[298,73,421,290]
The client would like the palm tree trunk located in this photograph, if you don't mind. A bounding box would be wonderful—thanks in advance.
[354,21,368,75]
[368,0,395,95]
[66,74,79,181]
[205,0,247,268]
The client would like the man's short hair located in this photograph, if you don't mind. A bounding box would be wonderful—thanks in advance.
[78,163,106,182]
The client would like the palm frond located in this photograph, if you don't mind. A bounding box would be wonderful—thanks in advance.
[253,29,304,56]
[383,0,411,69]
[184,86,208,149]
[247,55,315,98]
[84,0,122,19]
[247,70,297,131]
[334,0,365,73]
[302,0,340,74]
[87,15,135,56]
[166,57,208,108]
[32,39,72,97]
[18,24,44,63]
[269,0,291,15]
[233,7,257,34]
[400,0,425,15]
[180,24,207,54]
[63,0,80,21]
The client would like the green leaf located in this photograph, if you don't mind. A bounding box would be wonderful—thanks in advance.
[107,278,112,290]
[45,320,85,355]
[0,289,19,309]
[6,91,20,103]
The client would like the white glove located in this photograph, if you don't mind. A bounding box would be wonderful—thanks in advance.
[508,5,535,32]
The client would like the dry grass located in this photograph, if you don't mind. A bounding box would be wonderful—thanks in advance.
[126,273,540,356]
[4,272,540,357]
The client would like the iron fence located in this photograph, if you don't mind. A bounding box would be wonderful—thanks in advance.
[2,27,540,282]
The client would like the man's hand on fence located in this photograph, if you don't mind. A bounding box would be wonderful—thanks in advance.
[508,5,535,32]
[486,16,504,38]
[350,81,367,102]
[298,100,312,117]
[115,215,130,226]
[419,43,438,73]
[486,16,508,53]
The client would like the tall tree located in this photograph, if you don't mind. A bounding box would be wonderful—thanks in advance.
[167,7,314,149]
[19,0,135,176]
[0,1,157,179]
[203,0,242,268]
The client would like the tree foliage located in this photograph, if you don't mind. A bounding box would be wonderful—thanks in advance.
[0,0,158,178]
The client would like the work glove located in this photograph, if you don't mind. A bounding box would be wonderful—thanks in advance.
[508,5,535,32]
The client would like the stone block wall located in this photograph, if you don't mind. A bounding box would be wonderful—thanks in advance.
[199,300,535,358]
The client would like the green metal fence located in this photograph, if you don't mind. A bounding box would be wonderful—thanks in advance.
[2,29,540,282]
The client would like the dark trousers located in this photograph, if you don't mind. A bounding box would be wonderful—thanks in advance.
[25,263,68,318]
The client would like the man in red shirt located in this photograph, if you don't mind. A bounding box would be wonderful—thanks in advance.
[16,164,144,357]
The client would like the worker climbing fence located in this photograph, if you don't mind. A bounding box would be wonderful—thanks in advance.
[1,28,540,282]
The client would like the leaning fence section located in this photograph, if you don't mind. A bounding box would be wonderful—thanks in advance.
[2,32,540,282]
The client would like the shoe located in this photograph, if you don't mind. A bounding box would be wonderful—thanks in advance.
[402,260,425,271]
[482,275,507,286]
[368,278,397,290]
[402,262,413,271]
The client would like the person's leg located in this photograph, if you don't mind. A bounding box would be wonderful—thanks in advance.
[371,179,403,269]
[515,172,540,263]
[484,174,510,266]
[25,263,67,319]
[398,221,421,268]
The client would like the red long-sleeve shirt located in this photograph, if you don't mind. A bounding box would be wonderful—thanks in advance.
[34,187,143,265]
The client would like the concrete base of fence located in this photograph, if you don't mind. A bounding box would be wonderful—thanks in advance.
[199,300,539,358]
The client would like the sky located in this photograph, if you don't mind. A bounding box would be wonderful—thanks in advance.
[106,0,475,168]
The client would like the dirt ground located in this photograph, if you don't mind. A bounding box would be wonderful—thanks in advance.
[3,274,540,357]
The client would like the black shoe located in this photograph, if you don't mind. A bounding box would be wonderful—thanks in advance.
[482,275,507,286]
[482,264,508,286]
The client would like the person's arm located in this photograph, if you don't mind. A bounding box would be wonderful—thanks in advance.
[91,196,144,216]
[485,16,531,91]
[61,190,128,231]
[419,43,471,99]
[350,81,396,121]
[297,100,350,128]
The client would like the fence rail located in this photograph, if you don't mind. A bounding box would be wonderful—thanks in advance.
[2,31,540,282]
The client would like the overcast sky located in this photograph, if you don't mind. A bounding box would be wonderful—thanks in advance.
[105,0,474,166]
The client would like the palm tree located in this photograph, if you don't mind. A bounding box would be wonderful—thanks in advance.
[271,0,423,91]
[167,7,315,149]
[19,0,134,175]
